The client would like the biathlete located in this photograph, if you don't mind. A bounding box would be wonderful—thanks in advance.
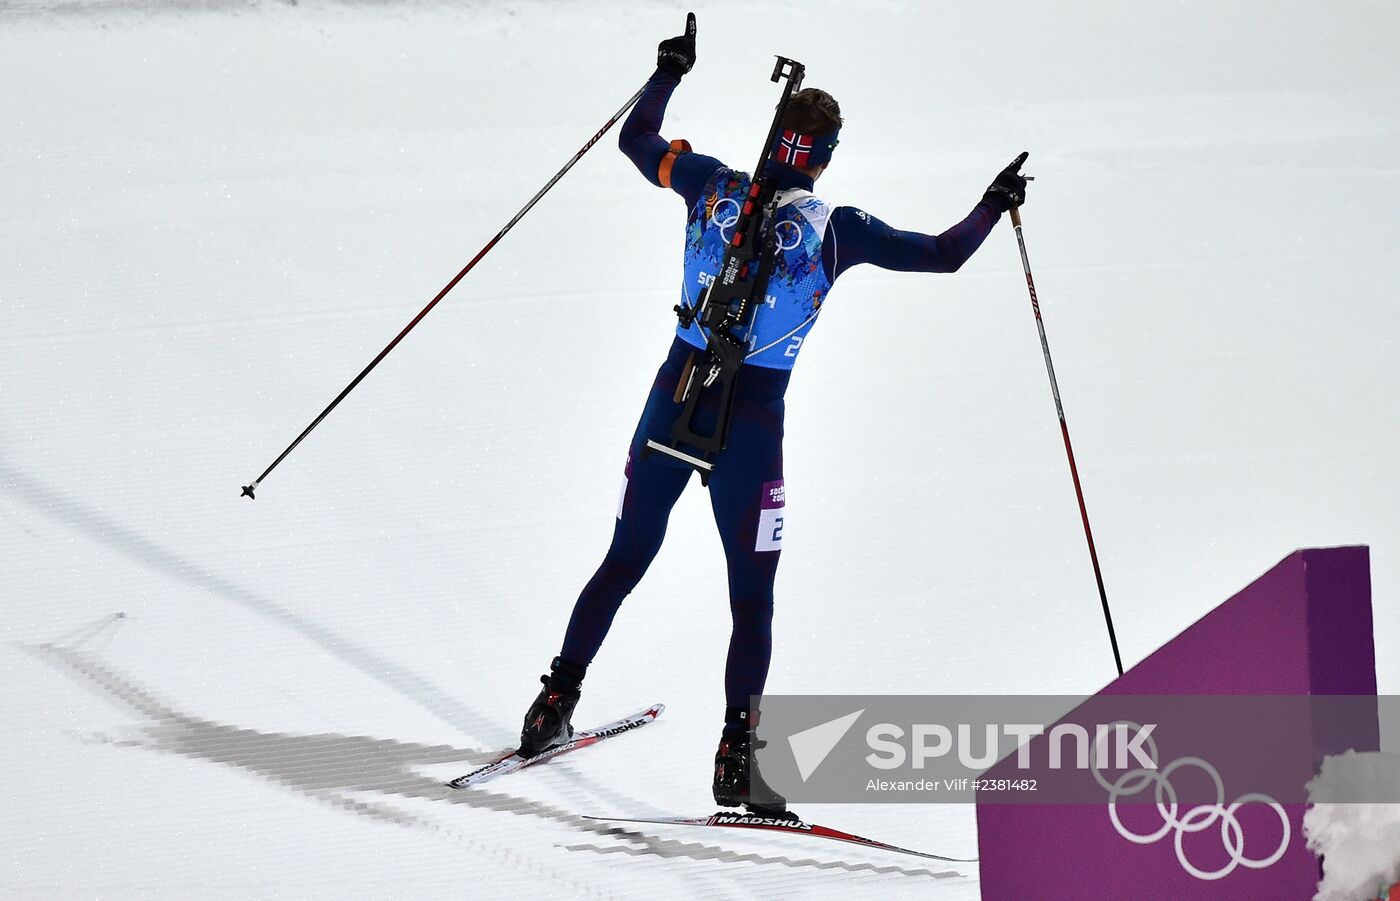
[515,13,1028,814]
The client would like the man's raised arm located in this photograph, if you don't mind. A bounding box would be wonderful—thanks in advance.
[618,13,723,206]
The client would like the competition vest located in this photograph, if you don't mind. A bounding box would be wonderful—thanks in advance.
[677,168,834,371]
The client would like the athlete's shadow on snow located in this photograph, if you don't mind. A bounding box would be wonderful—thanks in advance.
[0,464,677,828]
[0,460,645,815]
[26,640,962,880]
[0,460,494,742]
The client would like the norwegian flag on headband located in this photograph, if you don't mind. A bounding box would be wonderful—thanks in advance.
[777,130,813,168]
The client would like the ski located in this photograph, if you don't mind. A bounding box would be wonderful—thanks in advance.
[583,811,976,863]
[446,703,664,790]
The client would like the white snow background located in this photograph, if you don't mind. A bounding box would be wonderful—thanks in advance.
[2,1,1397,898]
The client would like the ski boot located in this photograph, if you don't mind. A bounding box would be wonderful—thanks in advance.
[712,707,795,819]
[517,656,585,758]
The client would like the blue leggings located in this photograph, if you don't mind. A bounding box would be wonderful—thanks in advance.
[560,337,789,709]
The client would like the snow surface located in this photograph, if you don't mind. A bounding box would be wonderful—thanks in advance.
[2,1,1397,898]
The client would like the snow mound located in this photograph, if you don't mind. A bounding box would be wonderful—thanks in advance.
[1306,751,1400,901]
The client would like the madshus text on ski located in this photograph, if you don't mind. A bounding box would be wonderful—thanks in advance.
[492,11,1028,823]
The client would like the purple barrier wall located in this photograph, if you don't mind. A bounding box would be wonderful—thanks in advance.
[975,546,1376,899]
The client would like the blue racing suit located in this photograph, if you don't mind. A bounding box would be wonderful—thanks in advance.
[558,68,1002,709]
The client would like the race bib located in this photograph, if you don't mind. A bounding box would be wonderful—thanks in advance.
[755,479,785,552]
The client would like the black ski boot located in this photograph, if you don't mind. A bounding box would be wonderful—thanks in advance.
[517,657,585,758]
[712,707,794,818]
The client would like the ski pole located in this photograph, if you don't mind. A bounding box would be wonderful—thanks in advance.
[241,83,648,499]
[1009,205,1124,677]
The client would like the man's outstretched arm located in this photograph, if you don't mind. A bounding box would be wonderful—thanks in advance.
[824,153,1029,279]
[617,13,724,207]
[825,201,1001,279]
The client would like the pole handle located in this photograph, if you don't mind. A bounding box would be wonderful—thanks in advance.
[1010,206,1022,228]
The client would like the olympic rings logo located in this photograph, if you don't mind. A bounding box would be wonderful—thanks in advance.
[1091,722,1290,881]
[710,198,804,252]
[711,198,740,242]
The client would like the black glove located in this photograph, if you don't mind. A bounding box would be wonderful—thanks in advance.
[657,12,697,78]
[983,151,1029,212]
